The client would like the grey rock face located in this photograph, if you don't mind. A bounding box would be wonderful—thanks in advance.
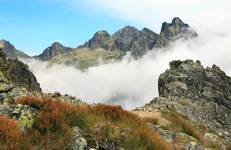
[0,40,17,59]
[36,42,72,61]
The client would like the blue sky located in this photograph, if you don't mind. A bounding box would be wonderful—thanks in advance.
[0,0,230,55]
[0,0,142,55]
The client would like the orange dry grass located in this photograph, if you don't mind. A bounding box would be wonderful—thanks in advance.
[91,104,137,122]
[17,96,44,110]
[16,96,172,150]
[0,116,30,150]
[163,111,204,142]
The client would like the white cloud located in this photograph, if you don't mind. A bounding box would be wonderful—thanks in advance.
[22,0,231,110]
[23,31,231,110]
[64,0,231,33]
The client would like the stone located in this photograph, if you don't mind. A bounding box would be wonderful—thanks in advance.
[187,142,204,150]
[72,126,88,150]
[12,104,37,129]
[0,104,13,116]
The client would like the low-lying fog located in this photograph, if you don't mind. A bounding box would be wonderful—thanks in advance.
[23,29,231,109]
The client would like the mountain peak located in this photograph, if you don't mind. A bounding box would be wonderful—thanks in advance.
[50,42,66,50]
[171,17,185,25]
[83,30,112,50]
[112,25,140,38]
[51,41,63,46]
[36,42,71,61]
[0,39,17,59]
[155,17,197,47]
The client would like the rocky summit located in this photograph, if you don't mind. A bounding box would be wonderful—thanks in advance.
[159,60,231,106]
[136,60,231,149]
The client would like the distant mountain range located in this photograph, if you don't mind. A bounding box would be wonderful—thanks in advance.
[0,17,198,69]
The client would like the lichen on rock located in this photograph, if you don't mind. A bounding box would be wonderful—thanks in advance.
[12,104,37,129]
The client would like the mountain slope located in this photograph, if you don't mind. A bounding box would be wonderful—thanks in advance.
[48,48,122,70]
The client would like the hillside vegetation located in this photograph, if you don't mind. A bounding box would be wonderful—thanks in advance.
[48,48,122,70]
[0,96,172,150]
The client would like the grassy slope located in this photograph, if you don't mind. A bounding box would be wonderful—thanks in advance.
[48,48,122,70]
[0,96,172,150]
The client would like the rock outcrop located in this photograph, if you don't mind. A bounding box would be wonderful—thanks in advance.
[36,42,72,61]
[0,49,41,128]
[140,60,231,147]
[158,60,231,108]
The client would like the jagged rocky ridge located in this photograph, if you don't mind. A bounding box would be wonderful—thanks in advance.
[83,17,197,58]
[0,17,198,71]
[42,17,198,70]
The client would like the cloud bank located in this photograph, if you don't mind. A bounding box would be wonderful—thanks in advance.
[24,29,231,109]
[61,0,231,33]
